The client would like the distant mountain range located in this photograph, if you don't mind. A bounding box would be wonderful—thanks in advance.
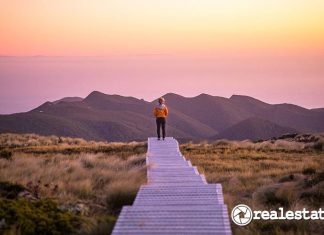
[0,91,323,141]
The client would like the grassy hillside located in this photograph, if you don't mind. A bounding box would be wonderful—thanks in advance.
[181,135,324,235]
[0,133,323,235]
[0,133,147,235]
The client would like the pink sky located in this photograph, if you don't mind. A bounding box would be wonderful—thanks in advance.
[1,55,323,114]
[0,1,324,113]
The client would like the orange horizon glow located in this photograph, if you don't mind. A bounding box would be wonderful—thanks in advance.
[1,0,324,56]
[1,1,324,114]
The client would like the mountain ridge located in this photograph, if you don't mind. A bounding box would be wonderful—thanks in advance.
[0,91,323,141]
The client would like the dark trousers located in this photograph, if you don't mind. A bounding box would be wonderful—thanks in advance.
[156,117,166,139]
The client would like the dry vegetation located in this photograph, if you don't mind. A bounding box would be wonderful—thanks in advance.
[0,133,323,235]
[0,133,147,235]
[181,134,324,235]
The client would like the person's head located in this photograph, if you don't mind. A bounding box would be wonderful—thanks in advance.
[158,97,165,104]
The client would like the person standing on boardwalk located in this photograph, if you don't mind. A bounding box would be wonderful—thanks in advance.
[153,97,169,140]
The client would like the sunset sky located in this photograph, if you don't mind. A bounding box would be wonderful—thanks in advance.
[0,0,324,113]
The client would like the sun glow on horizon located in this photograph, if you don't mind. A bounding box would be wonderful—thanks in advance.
[1,0,324,56]
[1,1,324,114]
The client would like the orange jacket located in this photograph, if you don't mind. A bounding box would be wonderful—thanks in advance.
[153,105,169,118]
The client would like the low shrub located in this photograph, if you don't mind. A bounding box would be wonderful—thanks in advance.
[0,181,26,199]
[84,216,117,235]
[0,150,12,160]
[300,189,324,208]
[304,171,324,187]
[313,139,324,151]
[0,199,82,235]
[302,167,316,175]
[253,184,296,207]
[106,188,138,213]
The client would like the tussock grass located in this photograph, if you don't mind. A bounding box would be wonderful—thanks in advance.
[1,133,323,234]
[0,152,147,206]
[0,133,147,234]
[0,133,89,147]
[181,139,324,235]
[0,133,147,156]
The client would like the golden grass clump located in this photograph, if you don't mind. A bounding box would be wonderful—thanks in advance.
[0,152,146,207]
[181,139,324,235]
[0,133,147,234]
[1,133,323,234]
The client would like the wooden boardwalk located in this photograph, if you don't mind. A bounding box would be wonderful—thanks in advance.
[112,137,232,234]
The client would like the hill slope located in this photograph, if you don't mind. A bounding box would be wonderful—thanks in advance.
[214,117,298,141]
[0,91,323,141]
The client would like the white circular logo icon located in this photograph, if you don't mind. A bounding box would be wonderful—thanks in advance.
[231,204,253,226]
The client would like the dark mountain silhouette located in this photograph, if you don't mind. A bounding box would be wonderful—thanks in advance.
[229,95,324,133]
[160,93,251,132]
[214,117,298,141]
[311,108,324,113]
[0,91,323,141]
[229,95,272,116]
